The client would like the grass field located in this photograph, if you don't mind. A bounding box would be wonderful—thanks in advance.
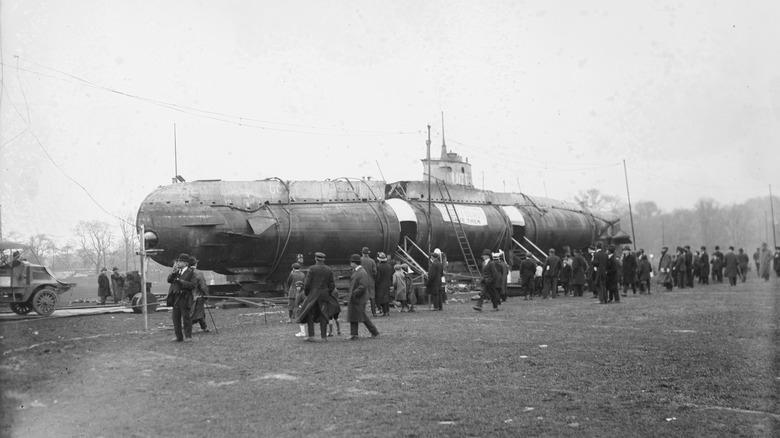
[1,277,779,437]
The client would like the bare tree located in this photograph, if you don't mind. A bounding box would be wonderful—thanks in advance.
[573,188,625,215]
[117,213,138,271]
[75,220,114,273]
[27,234,56,266]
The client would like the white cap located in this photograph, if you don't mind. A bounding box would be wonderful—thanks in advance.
[433,248,442,255]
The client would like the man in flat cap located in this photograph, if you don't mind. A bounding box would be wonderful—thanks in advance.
[167,253,196,342]
[189,256,210,333]
[361,247,378,316]
[110,267,125,305]
[346,254,380,340]
[542,248,561,299]
[298,252,339,341]
[518,252,537,300]
[474,249,501,311]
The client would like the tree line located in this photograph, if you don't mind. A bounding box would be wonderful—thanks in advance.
[4,215,138,274]
[575,189,780,257]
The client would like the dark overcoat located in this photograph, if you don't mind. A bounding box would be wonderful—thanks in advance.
[426,259,443,295]
[591,250,609,284]
[361,256,377,300]
[543,254,561,278]
[375,261,394,305]
[346,266,371,322]
[699,252,710,277]
[658,252,673,284]
[97,272,111,297]
[297,262,339,324]
[571,254,587,285]
[621,252,637,284]
[638,259,652,281]
[167,268,196,308]
[723,252,739,278]
[285,269,306,299]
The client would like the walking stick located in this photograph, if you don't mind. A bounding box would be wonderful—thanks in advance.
[205,301,218,334]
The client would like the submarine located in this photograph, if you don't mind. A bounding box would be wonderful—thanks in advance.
[136,142,629,293]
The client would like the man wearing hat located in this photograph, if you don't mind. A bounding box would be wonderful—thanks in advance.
[542,248,562,299]
[167,254,197,342]
[346,254,380,339]
[711,245,724,283]
[110,267,125,305]
[518,252,537,300]
[426,250,444,311]
[189,256,210,333]
[285,262,306,323]
[591,242,609,303]
[374,252,393,317]
[674,247,687,289]
[657,246,673,291]
[620,246,637,297]
[570,249,588,297]
[723,246,739,286]
[699,246,710,284]
[474,249,500,311]
[606,245,621,303]
[97,267,111,305]
[361,247,379,316]
[297,252,339,341]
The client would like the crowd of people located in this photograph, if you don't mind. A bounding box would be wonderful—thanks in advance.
[102,240,778,343]
[510,241,779,303]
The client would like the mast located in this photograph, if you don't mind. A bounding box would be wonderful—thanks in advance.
[426,125,432,255]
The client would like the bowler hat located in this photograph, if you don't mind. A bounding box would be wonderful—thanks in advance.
[350,254,362,263]
[188,256,198,265]
[177,253,190,262]
[481,249,492,256]
[112,267,119,271]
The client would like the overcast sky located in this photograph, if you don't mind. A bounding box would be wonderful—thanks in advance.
[1,0,779,243]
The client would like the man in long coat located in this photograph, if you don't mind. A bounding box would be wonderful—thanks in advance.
[473,249,501,311]
[674,247,688,289]
[606,245,621,303]
[737,248,750,283]
[285,263,306,323]
[684,245,695,288]
[110,267,125,304]
[712,246,724,283]
[570,249,588,297]
[723,246,739,286]
[298,252,339,341]
[621,246,637,296]
[361,247,378,316]
[97,267,111,305]
[591,243,609,303]
[542,248,562,299]
[374,252,394,316]
[699,246,710,284]
[657,246,673,291]
[167,253,196,342]
[189,256,210,333]
[758,243,772,280]
[426,252,444,311]
[519,253,537,300]
[346,254,379,340]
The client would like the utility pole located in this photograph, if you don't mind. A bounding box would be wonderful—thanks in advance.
[623,160,637,249]
[770,184,777,249]
[426,125,432,256]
